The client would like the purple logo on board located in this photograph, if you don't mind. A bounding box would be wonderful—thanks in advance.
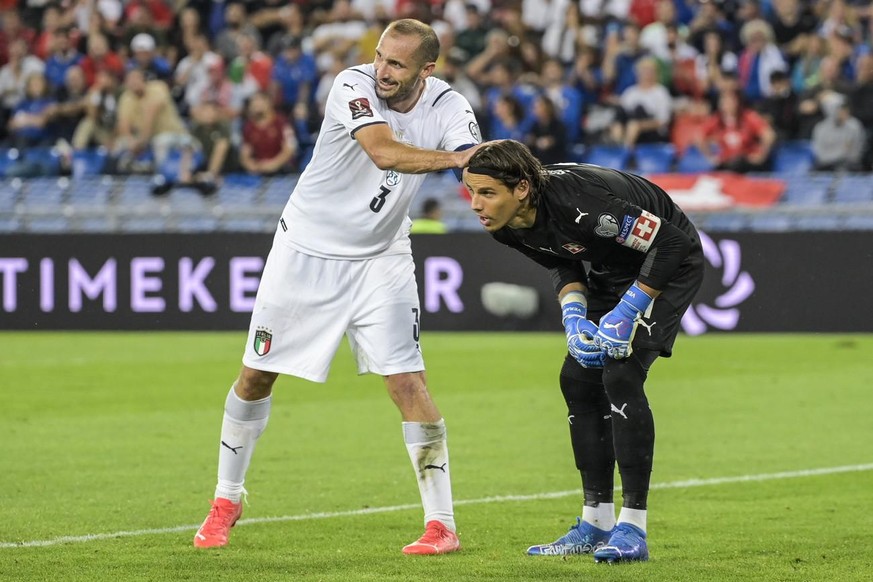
[681,232,755,335]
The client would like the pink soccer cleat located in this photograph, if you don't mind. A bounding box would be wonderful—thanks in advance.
[402,520,461,555]
[193,498,243,548]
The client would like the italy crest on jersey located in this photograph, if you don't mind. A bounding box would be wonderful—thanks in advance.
[253,328,272,356]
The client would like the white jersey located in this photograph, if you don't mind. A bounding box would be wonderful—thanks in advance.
[278,63,480,259]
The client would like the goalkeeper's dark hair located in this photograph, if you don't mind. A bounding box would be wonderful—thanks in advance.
[467,140,549,205]
[386,19,440,65]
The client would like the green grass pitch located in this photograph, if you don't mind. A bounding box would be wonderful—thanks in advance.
[1,332,872,581]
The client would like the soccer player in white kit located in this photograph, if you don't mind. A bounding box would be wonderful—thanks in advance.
[194,19,481,554]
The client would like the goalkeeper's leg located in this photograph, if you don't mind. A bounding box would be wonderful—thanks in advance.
[527,357,615,555]
[594,350,659,562]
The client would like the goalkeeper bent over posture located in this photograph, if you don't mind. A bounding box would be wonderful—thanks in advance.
[463,139,704,563]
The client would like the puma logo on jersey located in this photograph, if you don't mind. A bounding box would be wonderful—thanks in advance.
[610,403,629,419]
[342,83,358,90]
[575,209,588,223]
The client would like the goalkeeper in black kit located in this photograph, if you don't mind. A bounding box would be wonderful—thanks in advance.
[463,140,704,563]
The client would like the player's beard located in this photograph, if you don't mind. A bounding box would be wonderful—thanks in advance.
[376,75,421,106]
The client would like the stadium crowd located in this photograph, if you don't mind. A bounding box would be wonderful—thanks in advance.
[1,0,872,190]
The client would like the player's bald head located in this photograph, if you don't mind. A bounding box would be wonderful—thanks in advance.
[383,19,440,66]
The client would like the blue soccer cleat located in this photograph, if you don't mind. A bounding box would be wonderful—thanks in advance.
[526,517,612,556]
[593,522,649,563]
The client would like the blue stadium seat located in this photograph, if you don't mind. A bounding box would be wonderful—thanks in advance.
[584,145,631,170]
[832,175,873,203]
[779,175,833,206]
[793,215,842,230]
[773,140,814,175]
[700,213,747,231]
[72,148,109,178]
[633,143,676,174]
[569,143,587,163]
[843,214,873,229]
[0,148,21,177]
[22,147,63,175]
[157,148,205,181]
[747,213,792,231]
[677,146,715,173]
[25,216,70,232]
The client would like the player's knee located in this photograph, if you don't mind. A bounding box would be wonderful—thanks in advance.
[235,367,278,400]
[560,354,607,409]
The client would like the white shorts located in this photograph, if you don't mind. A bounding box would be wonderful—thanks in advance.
[242,239,424,382]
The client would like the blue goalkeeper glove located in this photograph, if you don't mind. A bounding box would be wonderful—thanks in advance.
[561,291,605,369]
[594,283,654,360]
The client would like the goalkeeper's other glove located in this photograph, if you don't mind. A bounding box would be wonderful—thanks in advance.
[594,283,654,360]
[561,291,605,369]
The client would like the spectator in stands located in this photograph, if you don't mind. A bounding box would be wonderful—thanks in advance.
[44,28,83,92]
[609,57,673,149]
[264,4,308,57]
[127,33,172,82]
[661,23,702,103]
[229,31,273,92]
[49,65,89,147]
[481,60,538,140]
[759,69,800,141]
[436,48,483,116]
[191,56,239,123]
[527,93,569,164]
[601,21,648,100]
[453,3,489,63]
[811,99,865,171]
[491,93,529,142]
[694,29,738,106]
[72,69,119,150]
[410,198,448,234]
[113,67,198,173]
[122,2,169,57]
[539,58,584,145]
[167,5,205,65]
[0,11,36,68]
[269,35,317,117]
[826,25,859,86]
[123,0,174,35]
[569,45,604,123]
[239,90,297,175]
[736,19,787,103]
[0,38,45,122]
[7,72,57,150]
[34,4,72,61]
[310,0,368,73]
[639,0,681,61]
[541,0,586,66]
[465,28,520,88]
[768,0,818,63]
[686,0,734,53]
[796,55,854,139]
[790,30,826,93]
[849,54,873,170]
[174,34,220,114]
[696,89,776,172]
[214,2,262,64]
[79,33,124,88]
[189,99,236,186]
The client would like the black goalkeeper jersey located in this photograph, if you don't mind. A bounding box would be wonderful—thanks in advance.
[490,163,702,303]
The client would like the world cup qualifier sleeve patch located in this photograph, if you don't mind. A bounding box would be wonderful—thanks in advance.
[618,210,662,252]
[348,97,374,119]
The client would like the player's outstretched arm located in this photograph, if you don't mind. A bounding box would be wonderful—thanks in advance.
[355,123,482,173]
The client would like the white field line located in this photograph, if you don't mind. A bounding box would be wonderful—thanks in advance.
[3,462,872,549]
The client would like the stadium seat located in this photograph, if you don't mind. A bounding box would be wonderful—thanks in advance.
[779,175,833,206]
[569,143,587,163]
[832,175,873,203]
[72,148,109,179]
[700,213,747,231]
[0,148,21,178]
[677,146,715,174]
[633,143,676,174]
[584,145,631,170]
[747,213,792,231]
[157,148,205,182]
[793,214,842,230]
[23,147,63,175]
[773,140,814,175]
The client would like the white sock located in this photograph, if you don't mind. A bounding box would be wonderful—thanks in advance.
[617,507,647,533]
[582,502,616,531]
[403,419,455,532]
[214,386,271,503]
